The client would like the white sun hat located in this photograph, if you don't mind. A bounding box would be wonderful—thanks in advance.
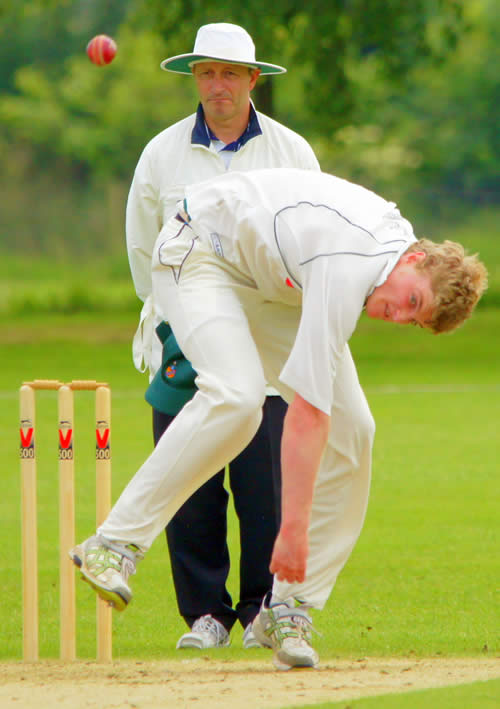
[160,22,286,75]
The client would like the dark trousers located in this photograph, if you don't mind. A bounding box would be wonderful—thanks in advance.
[153,395,286,632]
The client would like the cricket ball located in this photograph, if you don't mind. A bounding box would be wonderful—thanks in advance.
[86,35,117,66]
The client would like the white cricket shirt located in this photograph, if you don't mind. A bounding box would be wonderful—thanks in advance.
[183,168,417,413]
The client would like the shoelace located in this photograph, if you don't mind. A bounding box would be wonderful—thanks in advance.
[268,606,321,644]
[294,613,323,642]
[89,537,142,580]
[192,616,227,642]
[86,544,122,576]
[291,614,313,642]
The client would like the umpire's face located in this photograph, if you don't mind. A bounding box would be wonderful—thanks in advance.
[192,61,260,126]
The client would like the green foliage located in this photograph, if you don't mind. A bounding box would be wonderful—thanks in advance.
[139,0,465,131]
[0,26,197,180]
[406,0,500,205]
[0,139,129,256]
[0,249,137,316]
[318,0,500,212]
[0,0,133,92]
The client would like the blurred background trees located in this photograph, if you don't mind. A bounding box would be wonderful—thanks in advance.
[0,0,498,265]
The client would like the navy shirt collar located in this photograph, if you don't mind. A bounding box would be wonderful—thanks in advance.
[191,102,262,151]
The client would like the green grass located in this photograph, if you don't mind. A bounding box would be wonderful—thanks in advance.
[1,307,498,666]
[431,206,500,308]
[0,255,137,316]
[280,678,500,709]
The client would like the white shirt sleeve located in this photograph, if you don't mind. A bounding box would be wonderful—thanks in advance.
[279,256,369,414]
[126,148,162,303]
[126,148,165,374]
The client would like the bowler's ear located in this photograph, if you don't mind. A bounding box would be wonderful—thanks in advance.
[403,251,426,264]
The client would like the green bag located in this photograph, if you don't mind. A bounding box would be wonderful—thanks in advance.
[145,322,198,415]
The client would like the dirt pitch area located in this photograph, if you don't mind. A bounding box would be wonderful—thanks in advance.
[0,657,498,708]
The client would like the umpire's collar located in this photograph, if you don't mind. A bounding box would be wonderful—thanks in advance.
[191,102,262,150]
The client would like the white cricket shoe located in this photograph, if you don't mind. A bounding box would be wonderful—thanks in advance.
[69,535,143,611]
[252,594,319,670]
[176,615,230,649]
[243,622,272,649]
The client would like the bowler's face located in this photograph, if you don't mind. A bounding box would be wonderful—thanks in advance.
[365,252,435,328]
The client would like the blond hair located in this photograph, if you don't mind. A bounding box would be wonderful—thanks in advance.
[406,239,488,334]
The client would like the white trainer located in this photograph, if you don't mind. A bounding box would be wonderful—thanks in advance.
[252,595,319,670]
[69,535,142,611]
[243,622,272,649]
[176,615,230,649]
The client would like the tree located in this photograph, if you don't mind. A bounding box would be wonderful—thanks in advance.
[132,0,465,129]
[318,0,500,211]
[0,27,196,180]
[0,0,133,93]
[403,0,499,205]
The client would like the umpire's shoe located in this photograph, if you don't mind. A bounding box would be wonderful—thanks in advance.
[252,593,319,670]
[176,615,230,649]
[69,535,143,611]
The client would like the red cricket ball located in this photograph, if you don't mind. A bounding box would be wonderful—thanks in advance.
[86,35,117,66]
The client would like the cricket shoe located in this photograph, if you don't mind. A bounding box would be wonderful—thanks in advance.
[252,594,319,670]
[176,615,230,649]
[243,622,272,649]
[69,535,143,611]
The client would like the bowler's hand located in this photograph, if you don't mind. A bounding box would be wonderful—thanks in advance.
[269,527,308,583]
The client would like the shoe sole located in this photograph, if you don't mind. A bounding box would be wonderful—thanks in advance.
[69,550,130,611]
[273,657,318,671]
[176,637,230,649]
[176,636,205,649]
[274,649,319,671]
[243,640,270,649]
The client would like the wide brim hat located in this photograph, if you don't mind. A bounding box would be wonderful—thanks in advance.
[161,22,286,76]
[145,322,198,416]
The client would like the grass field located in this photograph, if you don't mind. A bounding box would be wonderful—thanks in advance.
[1,306,498,663]
[288,677,500,709]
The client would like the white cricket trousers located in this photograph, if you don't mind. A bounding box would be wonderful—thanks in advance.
[99,216,375,609]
